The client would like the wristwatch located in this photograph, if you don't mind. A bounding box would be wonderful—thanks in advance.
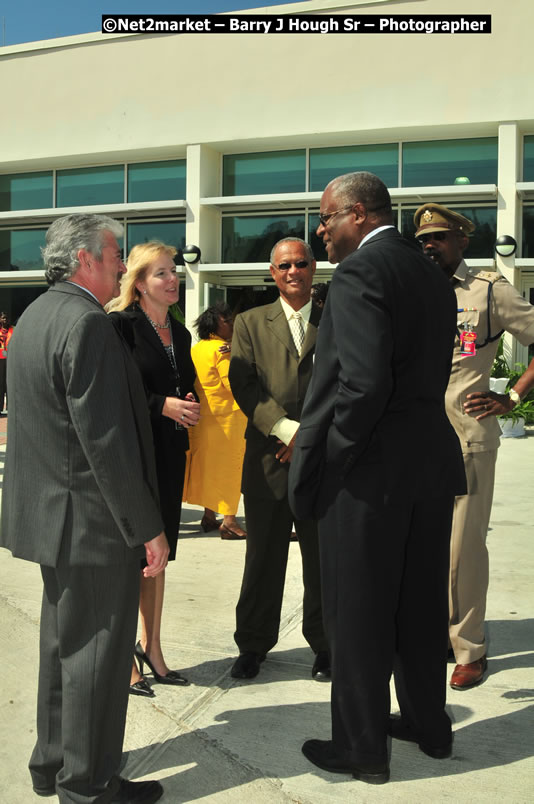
[509,388,521,406]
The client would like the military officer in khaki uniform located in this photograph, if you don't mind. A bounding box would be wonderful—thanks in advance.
[414,203,534,689]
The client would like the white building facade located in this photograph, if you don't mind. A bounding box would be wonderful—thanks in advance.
[1,0,533,361]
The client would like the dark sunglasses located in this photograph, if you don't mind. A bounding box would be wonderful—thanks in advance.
[275,260,309,271]
[417,231,452,245]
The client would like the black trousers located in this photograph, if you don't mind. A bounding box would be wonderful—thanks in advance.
[319,472,454,767]
[234,494,327,657]
[30,561,139,803]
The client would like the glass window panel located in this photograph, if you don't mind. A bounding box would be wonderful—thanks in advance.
[0,172,53,212]
[56,165,124,207]
[0,286,49,328]
[222,214,305,262]
[529,288,534,364]
[401,205,497,258]
[309,144,398,192]
[223,151,306,196]
[308,213,327,262]
[127,221,186,254]
[402,138,498,187]
[522,206,534,257]
[0,228,47,271]
[524,136,534,181]
[128,160,186,202]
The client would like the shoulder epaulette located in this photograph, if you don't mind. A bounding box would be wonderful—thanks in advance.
[466,266,502,284]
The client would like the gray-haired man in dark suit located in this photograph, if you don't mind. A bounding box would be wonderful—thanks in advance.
[0,214,167,803]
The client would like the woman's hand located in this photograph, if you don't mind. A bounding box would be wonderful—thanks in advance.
[162,392,200,427]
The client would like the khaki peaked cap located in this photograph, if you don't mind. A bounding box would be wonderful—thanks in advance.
[414,203,475,237]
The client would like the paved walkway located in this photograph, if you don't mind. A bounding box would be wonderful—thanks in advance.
[0,429,533,802]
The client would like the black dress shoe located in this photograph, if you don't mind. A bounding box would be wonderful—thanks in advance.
[231,651,265,679]
[110,777,163,803]
[311,650,331,681]
[129,677,155,697]
[388,715,452,759]
[302,739,389,784]
[32,785,56,797]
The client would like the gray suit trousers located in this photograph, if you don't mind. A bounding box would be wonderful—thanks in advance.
[30,562,139,803]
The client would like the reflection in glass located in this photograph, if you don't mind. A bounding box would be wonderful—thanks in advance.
[0,229,47,271]
[0,172,53,212]
[128,160,186,202]
[401,205,497,258]
[57,165,124,207]
[402,139,498,187]
[127,221,186,254]
[223,151,306,196]
[308,214,327,262]
[222,214,305,262]
[522,206,534,257]
[524,136,534,181]
[310,144,398,191]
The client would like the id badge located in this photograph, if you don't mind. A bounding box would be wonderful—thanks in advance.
[460,328,477,356]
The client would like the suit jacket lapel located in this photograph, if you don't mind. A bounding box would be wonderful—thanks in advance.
[300,303,320,362]
[126,306,173,375]
[266,299,299,359]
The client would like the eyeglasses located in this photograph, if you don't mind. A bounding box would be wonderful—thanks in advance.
[317,206,354,227]
[274,260,309,271]
[417,231,452,245]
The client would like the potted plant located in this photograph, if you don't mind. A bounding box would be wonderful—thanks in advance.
[490,337,534,438]
[490,337,511,394]
[498,397,534,438]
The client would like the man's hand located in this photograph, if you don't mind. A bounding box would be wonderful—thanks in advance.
[143,531,169,577]
[218,342,231,354]
[276,432,297,463]
[464,391,514,421]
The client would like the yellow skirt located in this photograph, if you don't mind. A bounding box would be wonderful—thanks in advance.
[183,408,246,515]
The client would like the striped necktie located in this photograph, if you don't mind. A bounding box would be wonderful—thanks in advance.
[290,311,305,356]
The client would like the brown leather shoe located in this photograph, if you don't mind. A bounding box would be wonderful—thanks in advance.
[450,655,487,690]
[220,524,247,540]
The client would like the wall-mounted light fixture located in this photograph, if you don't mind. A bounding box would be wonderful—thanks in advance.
[181,245,202,264]
[495,235,518,257]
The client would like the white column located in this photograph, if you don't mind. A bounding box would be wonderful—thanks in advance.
[184,143,222,331]
[496,122,520,365]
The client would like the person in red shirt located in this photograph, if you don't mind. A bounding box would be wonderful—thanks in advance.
[0,312,13,413]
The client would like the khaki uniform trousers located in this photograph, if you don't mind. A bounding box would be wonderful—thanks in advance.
[449,449,497,665]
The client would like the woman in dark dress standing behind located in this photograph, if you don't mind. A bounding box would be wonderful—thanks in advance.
[109,241,199,695]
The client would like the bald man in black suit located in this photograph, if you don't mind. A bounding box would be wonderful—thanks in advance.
[289,173,465,784]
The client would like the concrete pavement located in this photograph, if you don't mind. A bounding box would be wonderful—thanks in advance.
[0,429,533,802]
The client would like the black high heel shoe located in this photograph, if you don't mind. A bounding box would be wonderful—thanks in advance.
[129,677,155,697]
[134,641,189,686]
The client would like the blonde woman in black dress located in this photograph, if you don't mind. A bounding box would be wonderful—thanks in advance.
[109,242,199,695]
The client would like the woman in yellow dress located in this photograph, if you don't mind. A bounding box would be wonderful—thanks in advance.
[184,302,247,540]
